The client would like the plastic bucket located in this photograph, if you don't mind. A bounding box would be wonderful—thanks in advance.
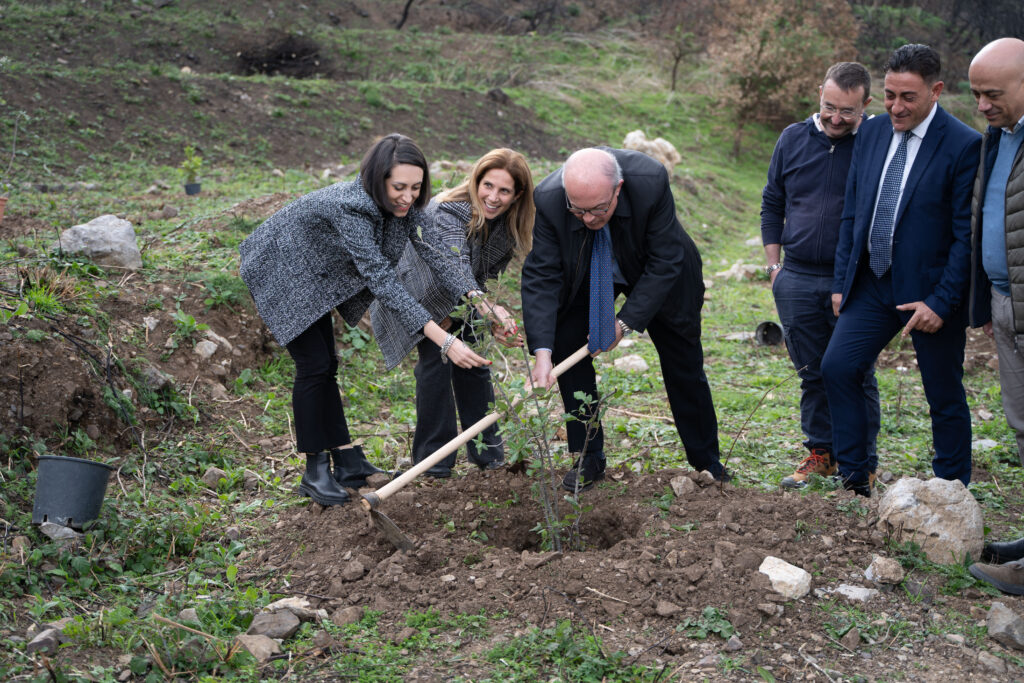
[32,455,115,529]
[755,321,783,346]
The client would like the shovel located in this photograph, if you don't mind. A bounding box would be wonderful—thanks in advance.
[361,343,592,550]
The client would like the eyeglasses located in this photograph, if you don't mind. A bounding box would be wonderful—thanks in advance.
[566,189,616,218]
[820,102,860,121]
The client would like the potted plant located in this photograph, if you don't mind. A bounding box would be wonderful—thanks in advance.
[180,144,203,195]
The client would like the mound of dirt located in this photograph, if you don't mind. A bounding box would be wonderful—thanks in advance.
[250,466,1009,679]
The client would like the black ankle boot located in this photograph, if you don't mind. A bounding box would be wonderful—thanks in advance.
[982,537,1024,564]
[297,452,350,505]
[332,445,386,489]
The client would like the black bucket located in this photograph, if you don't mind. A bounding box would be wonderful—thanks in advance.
[32,455,115,529]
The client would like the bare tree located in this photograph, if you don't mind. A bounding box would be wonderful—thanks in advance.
[396,0,415,30]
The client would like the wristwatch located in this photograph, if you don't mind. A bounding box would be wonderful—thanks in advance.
[765,263,783,276]
[617,318,633,337]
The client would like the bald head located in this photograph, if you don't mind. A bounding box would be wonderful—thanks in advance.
[969,37,1024,129]
[562,148,624,230]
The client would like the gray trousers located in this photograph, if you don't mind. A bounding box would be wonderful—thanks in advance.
[991,287,1024,465]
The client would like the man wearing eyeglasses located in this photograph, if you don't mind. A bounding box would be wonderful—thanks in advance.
[821,44,981,496]
[761,62,882,491]
[521,147,727,491]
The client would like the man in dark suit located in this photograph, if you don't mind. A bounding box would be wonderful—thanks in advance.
[821,44,982,495]
[521,147,727,491]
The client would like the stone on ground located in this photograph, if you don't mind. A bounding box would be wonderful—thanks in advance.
[613,354,648,372]
[331,606,363,627]
[235,634,280,663]
[876,477,983,563]
[758,556,811,599]
[865,555,905,584]
[52,215,143,270]
[987,602,1024,651]
[622,130,681,173]
[247,611,300,639]
[27,628,61,654]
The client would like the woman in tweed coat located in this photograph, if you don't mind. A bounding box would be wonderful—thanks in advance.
[371,148,535,477]
[239,134,490,506]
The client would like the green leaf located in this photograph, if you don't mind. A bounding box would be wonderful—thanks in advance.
[226,564,238,583]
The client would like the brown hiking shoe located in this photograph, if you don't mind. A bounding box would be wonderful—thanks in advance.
[968,560,1024,595]
[781,448,837,489]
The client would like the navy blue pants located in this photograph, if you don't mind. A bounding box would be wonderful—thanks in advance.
[821,270,971,486]
[773,267,880,461]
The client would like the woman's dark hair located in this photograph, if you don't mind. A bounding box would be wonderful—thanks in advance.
[360,133,431,212]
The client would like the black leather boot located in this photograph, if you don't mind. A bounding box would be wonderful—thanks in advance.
[297,452,350,506]
[982,537,1024,564]
[332,445,386,489]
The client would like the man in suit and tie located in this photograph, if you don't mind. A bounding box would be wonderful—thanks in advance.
[821,44,982,496]
[521,147,727,492]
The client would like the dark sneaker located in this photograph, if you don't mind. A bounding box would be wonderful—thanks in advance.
[968,560,1024,595]
[826,473,871,498]
[424,465,452,479]
[781,448,837,489]
[713,468,732,483]
[561,453,606,493]
[982,537,1024,564]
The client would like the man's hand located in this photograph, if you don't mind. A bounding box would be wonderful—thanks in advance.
[530,349,556,390]
[984,321,994,338]
[831,293,842,317]
[895,301,944,337]
[589,323,624,357]
[770,268,781,285]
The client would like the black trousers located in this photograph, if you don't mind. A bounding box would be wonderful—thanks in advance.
[285,312,352,454]
[552,282,722,474]
[412,315,502,468]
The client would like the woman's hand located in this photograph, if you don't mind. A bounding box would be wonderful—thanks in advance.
[443,337,490,368]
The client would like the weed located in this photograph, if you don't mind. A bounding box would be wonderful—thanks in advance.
[677,606,736,640]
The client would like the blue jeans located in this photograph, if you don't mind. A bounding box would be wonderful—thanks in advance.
[773,268,880,466]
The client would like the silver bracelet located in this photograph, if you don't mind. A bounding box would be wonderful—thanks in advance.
[617,318,633,336]
[439,333,457,363]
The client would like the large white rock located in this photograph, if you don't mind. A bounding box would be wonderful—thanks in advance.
[613,354,648,372]
[622,130,681,174]
[758,556,811,599]
[876,477,983,564]
[864,555,905,585]
[52,215,143,270]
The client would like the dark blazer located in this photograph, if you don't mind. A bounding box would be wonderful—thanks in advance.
[521,147,704,353]
[832,105,981,321]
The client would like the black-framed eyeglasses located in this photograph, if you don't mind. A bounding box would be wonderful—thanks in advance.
[566,188,616,218]
[820,102,860,121]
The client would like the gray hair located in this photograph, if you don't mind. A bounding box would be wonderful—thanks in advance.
[561,148,622,189]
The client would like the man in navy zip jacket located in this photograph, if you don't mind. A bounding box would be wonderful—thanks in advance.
[761,62,881,490]
[821,44,981,495]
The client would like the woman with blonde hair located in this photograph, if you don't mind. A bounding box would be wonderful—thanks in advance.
[372,148,535,477]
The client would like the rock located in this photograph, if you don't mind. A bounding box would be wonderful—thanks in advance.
[977,408,995,421]
[724,331,756,341]
[988,602,1024,651]
[944,633,965,645]
[312,630,335,649]
[622,130,681,174]
[522,550,562,569]
[973,438,999,451]
[714,262,760,280]
[224,527,241,541]
[440,574,456,583]
[682,562,706,584]
[38,522,83,542]
[331,606,363,626]
[724,635,743,652]
[194,340,218,359]
[27,628,61,653]
[394,626,418,643]
[201,467,227,489]
[865,556,905,584]
[247,611,300,640]
[670,475,696,497]
[341,560,366,582]
[757,603,782,617]
[243,470,260,492]
[264,597,324,622]
[11,536,30,554]
[978,650,1007,673]
[758,556,811,599]
[876,477,983,563]
[205,328,233,352]
[178,608,199,623]
[617,338,636,348]
[51,215,143,270]
[696,470,717,487]
[210,383,229,401]
[834,584,879,603]
[655,600,682,617]
[696,654,719,668]
[235,634,280,663]
[841,627,861,651]
[613,354,648,372]
[139,364,174,392]
[744,235,762,246]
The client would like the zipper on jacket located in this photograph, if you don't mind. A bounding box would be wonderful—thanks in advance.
[814,144,836,263]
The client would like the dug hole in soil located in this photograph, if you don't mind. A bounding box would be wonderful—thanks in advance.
[257,465,1006,680]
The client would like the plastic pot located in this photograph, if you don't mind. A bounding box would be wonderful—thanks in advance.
[32,455,115,529]
[184,182,201,196]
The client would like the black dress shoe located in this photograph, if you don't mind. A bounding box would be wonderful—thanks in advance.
[423,465,452,479]
[982,537,1024,564]
[561,453,606,493]
[297,452,351,506]
[468,454,505,471]
[827,474,871,498]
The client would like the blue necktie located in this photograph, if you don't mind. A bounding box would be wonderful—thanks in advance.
[589,227,616,353]
[869,131,910,277]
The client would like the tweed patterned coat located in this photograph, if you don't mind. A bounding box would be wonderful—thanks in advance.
[370,200,515,369]
[239,179,474,347]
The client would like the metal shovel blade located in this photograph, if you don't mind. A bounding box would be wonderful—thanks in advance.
[368,507,418,551]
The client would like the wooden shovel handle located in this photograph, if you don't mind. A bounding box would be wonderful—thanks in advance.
[361,344,591,510]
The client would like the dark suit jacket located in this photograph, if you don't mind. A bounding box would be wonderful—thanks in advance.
[521,147,704,353]
[832,105,981,321]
